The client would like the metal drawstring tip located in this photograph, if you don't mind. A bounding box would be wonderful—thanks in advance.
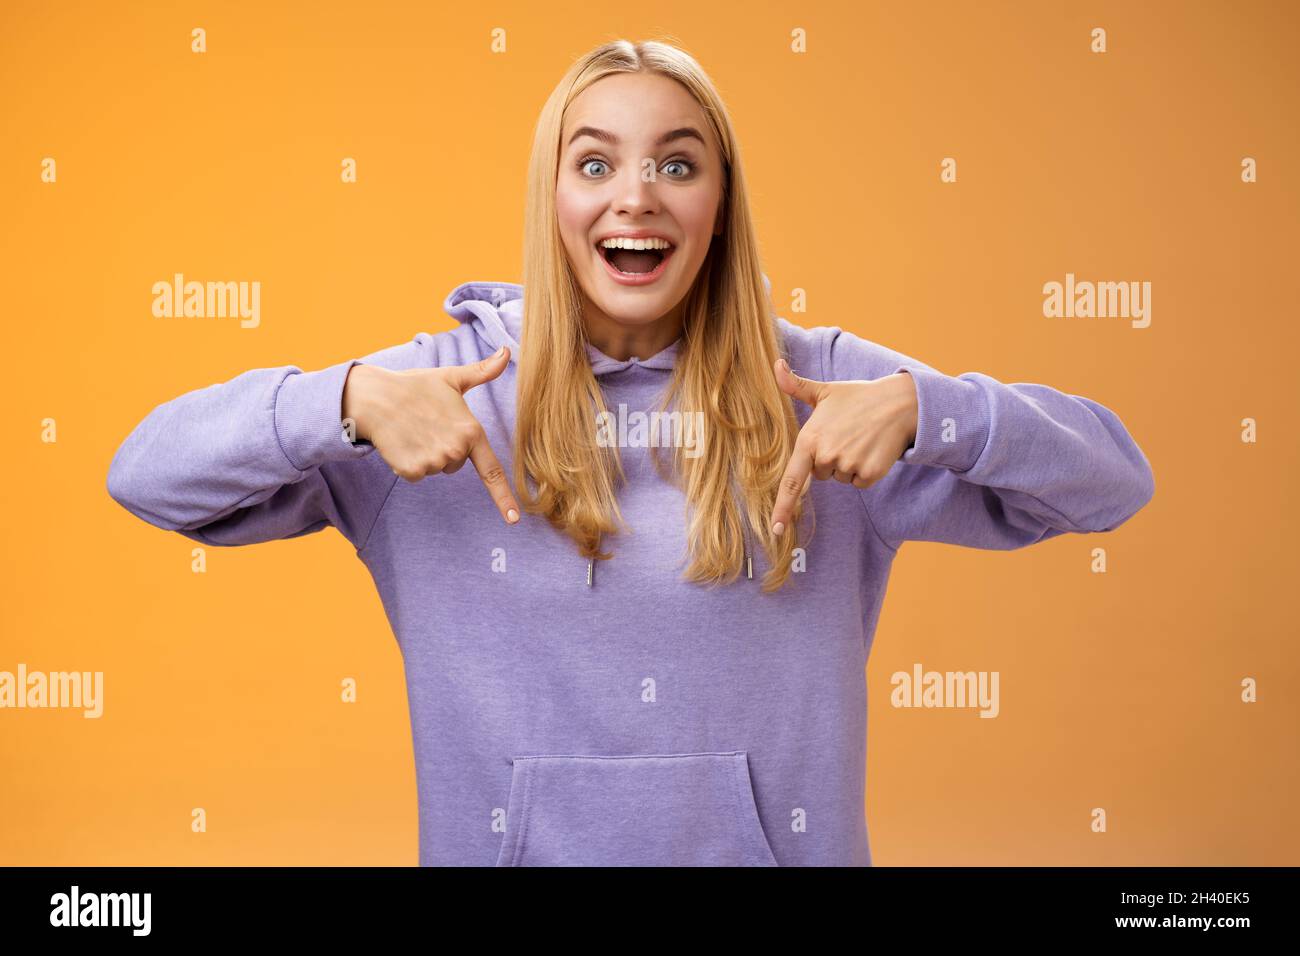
[587,559,594,587]
[746,554,752,580]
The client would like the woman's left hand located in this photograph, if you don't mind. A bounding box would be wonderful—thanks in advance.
[769,358,918,537]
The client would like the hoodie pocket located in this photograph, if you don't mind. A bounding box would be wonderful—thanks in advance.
[494,751,778,866]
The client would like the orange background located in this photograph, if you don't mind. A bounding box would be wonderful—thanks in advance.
[2,0,1296,865]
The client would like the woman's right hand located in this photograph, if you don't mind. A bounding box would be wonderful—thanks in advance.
[342,346,521,524]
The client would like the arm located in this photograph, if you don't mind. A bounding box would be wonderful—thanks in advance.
[105,336,433,551]
[820,326,1155,551]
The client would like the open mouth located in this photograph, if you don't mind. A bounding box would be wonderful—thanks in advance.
[599,244,667,274]
[596,240,676,284]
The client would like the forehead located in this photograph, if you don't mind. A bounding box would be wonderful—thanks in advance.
[562,73,712,149]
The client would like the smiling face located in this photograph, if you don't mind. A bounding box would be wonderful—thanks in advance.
[555,71,725,360]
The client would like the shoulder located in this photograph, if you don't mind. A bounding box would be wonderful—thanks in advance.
[355,323,486,371]
[775,318,934,382]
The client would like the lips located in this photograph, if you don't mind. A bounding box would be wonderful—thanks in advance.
[596,242,676,287]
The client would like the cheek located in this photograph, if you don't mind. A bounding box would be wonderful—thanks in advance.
[555,182,599,245]
[554,193,581,254]
[667,191,720,251]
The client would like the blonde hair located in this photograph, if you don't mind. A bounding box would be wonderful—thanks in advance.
[513,38,813,593]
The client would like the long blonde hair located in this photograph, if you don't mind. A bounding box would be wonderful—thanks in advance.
[513,38,813,593]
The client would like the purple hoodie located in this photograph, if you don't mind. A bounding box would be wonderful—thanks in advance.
[106,277,1155,866]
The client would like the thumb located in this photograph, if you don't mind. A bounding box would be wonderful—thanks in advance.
[774,357,825,407]
[447,345,511,393]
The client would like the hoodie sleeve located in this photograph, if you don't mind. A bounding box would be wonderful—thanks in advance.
[818,326,1155,551]
[106,336,432,551]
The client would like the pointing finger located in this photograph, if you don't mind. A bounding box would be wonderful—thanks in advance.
[771,440,814,537]
[467,432,521,524]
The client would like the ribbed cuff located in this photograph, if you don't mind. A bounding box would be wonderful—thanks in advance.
[273,359,376,472]
[893,364,990,473]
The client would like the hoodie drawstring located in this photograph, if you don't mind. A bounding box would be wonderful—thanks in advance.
[743,523,753,580]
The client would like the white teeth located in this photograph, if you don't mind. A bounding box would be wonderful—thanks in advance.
[597,236,673,251]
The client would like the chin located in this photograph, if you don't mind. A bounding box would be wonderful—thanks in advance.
[592,290,675,322]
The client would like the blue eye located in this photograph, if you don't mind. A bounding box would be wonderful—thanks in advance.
[575,155,696,179]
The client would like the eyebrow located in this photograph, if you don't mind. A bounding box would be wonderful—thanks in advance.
[566,126,706,149]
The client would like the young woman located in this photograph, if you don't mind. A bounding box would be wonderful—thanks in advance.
[107,39,1155,866]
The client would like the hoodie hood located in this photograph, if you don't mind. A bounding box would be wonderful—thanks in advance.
[440,276,774,585]
[442,280,677,375]
[441,274,775,377]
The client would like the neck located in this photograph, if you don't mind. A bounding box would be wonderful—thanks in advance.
[583,301,684,361]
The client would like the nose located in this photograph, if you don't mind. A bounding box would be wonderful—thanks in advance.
[609,163,662,217]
